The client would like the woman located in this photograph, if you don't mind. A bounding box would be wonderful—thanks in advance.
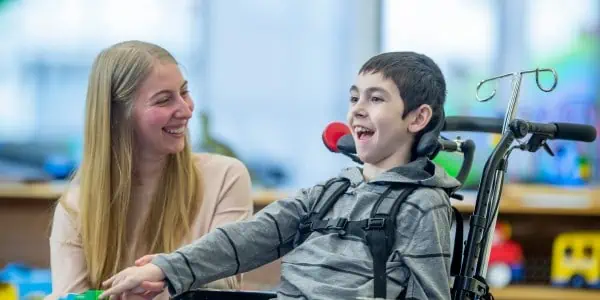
[48,40,253,299]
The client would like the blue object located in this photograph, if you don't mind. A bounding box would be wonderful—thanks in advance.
[510,264,524,282]
[59,293,79,300]
[43,155,76,180]
[571,274,587,289]
[0,263,52,300]
[589,281,600,289]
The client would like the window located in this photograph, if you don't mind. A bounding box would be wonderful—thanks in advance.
[381,0,599,186]
[381,0,498,188]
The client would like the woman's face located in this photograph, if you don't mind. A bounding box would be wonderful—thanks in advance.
[131,62,194,157]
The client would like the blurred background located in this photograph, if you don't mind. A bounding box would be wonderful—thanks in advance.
[0,0,598,190]
[0,0,599,299]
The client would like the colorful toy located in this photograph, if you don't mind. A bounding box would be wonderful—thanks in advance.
[0,284,17,300]
[0,264,51,300]
[486,222,525,288]
[551,231,600,289]
[58,290,103,300]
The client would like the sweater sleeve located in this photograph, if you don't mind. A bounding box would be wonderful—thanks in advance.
[152,184,319,296]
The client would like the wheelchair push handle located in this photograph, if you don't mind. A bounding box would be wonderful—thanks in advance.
[510,119,597,142]
[443,116,503,134]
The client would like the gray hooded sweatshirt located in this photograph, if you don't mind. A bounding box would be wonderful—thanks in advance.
[153,158,461,299]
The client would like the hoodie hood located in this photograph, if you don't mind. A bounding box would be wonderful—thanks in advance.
[339,157,462,191]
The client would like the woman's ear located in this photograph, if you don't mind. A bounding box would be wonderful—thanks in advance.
[407,104,433,134]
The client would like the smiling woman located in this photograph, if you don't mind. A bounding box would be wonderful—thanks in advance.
[132,62,193,156]
[46,40,254,300]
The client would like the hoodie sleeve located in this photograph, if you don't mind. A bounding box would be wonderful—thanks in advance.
[391,188,453,300]
[151,184,321,296]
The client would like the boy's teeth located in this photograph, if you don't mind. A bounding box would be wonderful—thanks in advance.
[355,126,373,133]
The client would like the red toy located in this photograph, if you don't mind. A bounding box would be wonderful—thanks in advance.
[486,222,525,287]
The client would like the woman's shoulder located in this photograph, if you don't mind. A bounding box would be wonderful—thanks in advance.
[190,153,253,215]
[50,181,82,241]
[191,152,250,178]
[56,181,81,214]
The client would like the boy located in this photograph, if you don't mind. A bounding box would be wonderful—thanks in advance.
[100,52,460,300]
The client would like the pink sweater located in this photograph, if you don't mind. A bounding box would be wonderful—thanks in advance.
[47,153,254,299]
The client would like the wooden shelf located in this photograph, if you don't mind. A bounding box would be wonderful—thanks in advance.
[491,285,600,300]
[0,181,66,199]
[1,181,600,216]
[253,184,600,216]
[451,184,600,216]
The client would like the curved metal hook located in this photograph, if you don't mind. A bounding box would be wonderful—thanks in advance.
[475,72,514,102]
[519,68,558,92]
[535,68,558,92]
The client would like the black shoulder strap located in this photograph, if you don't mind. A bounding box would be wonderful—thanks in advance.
[366,185,417,299]
[313,179,351,220]
[293,178,350,247]
[450,206,464,276]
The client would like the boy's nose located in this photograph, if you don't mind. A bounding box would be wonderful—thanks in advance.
[351,104,368,118]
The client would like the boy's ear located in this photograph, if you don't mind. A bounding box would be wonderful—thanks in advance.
[407,104,433,133]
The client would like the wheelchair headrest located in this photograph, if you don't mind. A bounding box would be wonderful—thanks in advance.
[415,109,446,159]
[324,116,502,187]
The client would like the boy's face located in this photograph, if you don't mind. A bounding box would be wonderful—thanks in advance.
[347,72,425,167]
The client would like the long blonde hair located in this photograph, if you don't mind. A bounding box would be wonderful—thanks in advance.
[60,40,202,288]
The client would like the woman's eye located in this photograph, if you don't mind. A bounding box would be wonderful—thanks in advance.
[156,97,170,104]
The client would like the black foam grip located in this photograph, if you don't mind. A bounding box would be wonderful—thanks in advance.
[553,122,597,142]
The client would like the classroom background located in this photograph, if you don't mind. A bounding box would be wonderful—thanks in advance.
[0,0,599,299]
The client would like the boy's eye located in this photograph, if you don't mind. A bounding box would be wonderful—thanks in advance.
[371,96,384,102]
[349,96,359,103]
[181,90,190,97]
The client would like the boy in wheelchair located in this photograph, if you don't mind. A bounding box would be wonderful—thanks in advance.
[100,52,462,300]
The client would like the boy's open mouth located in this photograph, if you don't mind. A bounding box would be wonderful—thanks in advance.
[354,126,375,140]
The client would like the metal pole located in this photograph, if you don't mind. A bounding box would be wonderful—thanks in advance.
[476,73,523,277]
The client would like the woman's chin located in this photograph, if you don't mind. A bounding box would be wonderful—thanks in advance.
[164,144,186,155]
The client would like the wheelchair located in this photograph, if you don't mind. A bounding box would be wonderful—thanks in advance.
[175,68,597,300]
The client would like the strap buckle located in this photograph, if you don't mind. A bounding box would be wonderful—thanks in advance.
[326,218,348,230]
[298,221,312,233]
[365,217,386,230]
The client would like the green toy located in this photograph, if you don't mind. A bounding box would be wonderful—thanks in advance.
[59,290,103,300]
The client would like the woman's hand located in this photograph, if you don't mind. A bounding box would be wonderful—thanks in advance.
[99,263,166,299]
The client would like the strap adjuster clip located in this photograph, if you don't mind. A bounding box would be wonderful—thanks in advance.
[327,218,348,230]
[365,217,386,230]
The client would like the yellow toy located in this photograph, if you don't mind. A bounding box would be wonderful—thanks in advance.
[0,283,17,300]
[551,231,600,288]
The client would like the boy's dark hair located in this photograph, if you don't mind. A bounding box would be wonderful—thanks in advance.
[359,51,447,134]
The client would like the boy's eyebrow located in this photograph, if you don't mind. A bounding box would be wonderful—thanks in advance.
[366,87,389,96]
[350,85,391,97]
